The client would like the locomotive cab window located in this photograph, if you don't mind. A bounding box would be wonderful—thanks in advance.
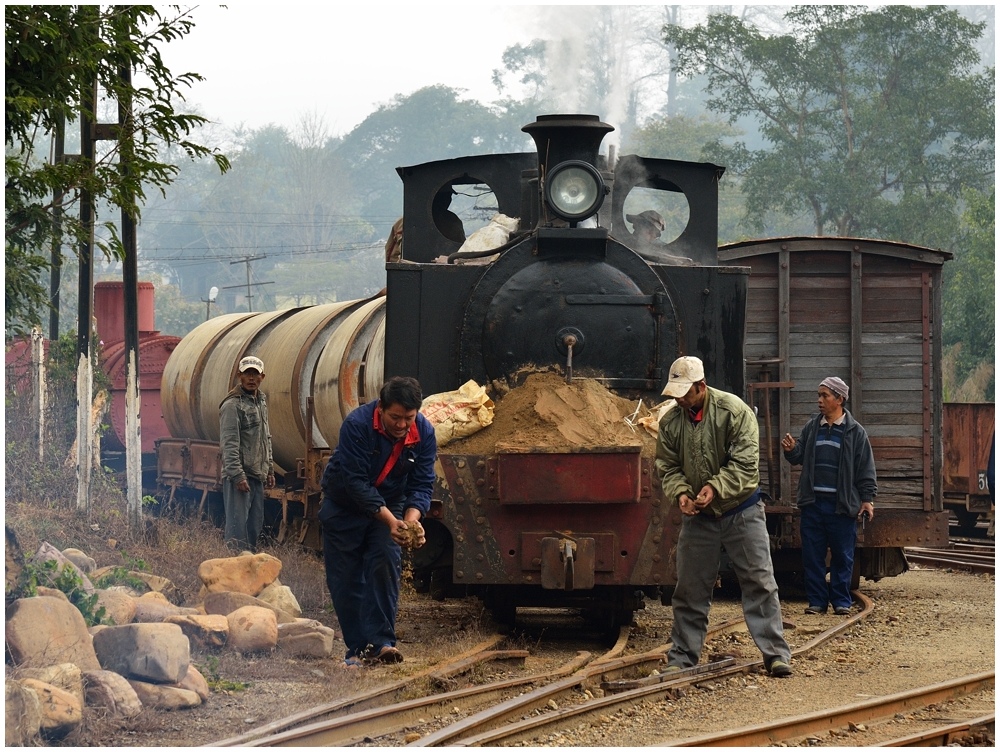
[432,181,499,245]
[622,185,690,247]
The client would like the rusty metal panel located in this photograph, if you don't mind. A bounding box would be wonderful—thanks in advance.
[437,454,670,588]
[495,448,640,504]
[155,438,187,484]
[943,403,995,498]
[187,440,221,488]
[855,509,950,548]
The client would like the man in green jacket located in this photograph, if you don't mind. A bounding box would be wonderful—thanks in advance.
[656,356,792,677]
[220,355,275,551]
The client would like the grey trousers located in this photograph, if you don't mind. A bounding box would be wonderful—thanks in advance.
[223,476,264,552]
[668,501,791,668]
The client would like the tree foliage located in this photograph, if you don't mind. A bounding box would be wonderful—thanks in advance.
[942,187,995,400]
[623,114,757,242]
[5,5,229,333]
[663,5,995,243]
[336,85,530,222]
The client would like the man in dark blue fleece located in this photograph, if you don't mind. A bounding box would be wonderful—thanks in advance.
[782,376,877,616]
[319,376,437,667]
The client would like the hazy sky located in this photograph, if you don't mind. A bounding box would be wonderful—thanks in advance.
[164,4,542,136]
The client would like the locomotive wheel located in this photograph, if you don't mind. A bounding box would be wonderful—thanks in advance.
[953,508,980,536]
[483,590,517,628]
[586,606,635,644]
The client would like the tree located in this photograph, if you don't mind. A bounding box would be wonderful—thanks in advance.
[336,86,529,223]
[663,5,995,244]
[623,114,764,242]
[942,187,995,401]
[5,5,229,333]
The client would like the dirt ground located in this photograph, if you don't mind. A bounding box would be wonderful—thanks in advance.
[34,554,992,747]
[7,375,994,746]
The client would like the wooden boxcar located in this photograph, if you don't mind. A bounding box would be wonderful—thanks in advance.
[719,236,954,580]
[942,402,995,534]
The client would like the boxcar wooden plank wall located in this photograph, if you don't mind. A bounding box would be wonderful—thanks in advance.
[720,238,950,514]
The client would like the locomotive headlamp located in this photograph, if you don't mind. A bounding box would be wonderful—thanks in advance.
[545,160,606,223]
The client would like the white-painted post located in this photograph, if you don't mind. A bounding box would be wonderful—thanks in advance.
[125,350,142,527]
[31,327,46,462]
[76,352,93,513]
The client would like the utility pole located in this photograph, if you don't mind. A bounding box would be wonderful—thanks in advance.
[227,255,273,312]
[49,120,66,341]
[118,61,143,530]
[76,63,97,514]
[201,286,219,321]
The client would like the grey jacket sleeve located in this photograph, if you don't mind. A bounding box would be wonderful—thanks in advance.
[219,399,246,483]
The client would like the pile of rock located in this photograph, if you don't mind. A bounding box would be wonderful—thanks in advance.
[5,542,337,745]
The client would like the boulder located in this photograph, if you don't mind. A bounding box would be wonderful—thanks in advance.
[163,613,229,650]
[203,590,298,624]
[96,588,138,625]
[5,679,42,746]
[198,553,282,597]
[131,571,183,605]
[133,597,199,623]
[6,596,101,671]
[92,623,190,684]
[35,585,70,601]
[226,605,278,653]
[128,679,201,710]
[17,663,84,706]
[61,547,97,573]
[82,670,142,718]
[30,541,95,593]
[20,678,83,739]
[257,581,302,618]
[277,619,336,657]
[174,664,210,701]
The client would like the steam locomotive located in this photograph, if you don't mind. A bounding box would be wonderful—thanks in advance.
[146,113,960,633]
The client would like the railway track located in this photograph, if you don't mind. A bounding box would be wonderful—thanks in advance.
[213,590,910,747]
[660,672,994,747]
[905,540,995,575]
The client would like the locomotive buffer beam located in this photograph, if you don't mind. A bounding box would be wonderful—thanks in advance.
[540,534,596,590]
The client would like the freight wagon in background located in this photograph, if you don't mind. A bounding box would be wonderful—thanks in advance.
[942,402,995,535]
[719,237,963,581]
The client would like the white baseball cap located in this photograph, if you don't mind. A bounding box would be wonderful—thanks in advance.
[661,356,705,398]
[238,355,264,373]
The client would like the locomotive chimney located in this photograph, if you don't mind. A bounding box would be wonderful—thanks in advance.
[522,115,615,229]
[522,114,614,173]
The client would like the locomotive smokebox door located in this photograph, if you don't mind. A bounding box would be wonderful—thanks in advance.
[541,536,596,590]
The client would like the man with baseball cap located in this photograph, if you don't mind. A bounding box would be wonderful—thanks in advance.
[656,355,793,677]
[219,355,275,550]
[627,209,666,244]
[781,376,877,616]
[625,209,694,265]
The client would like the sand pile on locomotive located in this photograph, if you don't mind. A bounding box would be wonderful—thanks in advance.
[448,371,655,457]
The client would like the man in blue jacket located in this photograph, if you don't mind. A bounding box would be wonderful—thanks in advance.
[782,376,877,616]
[319,376,437,667]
